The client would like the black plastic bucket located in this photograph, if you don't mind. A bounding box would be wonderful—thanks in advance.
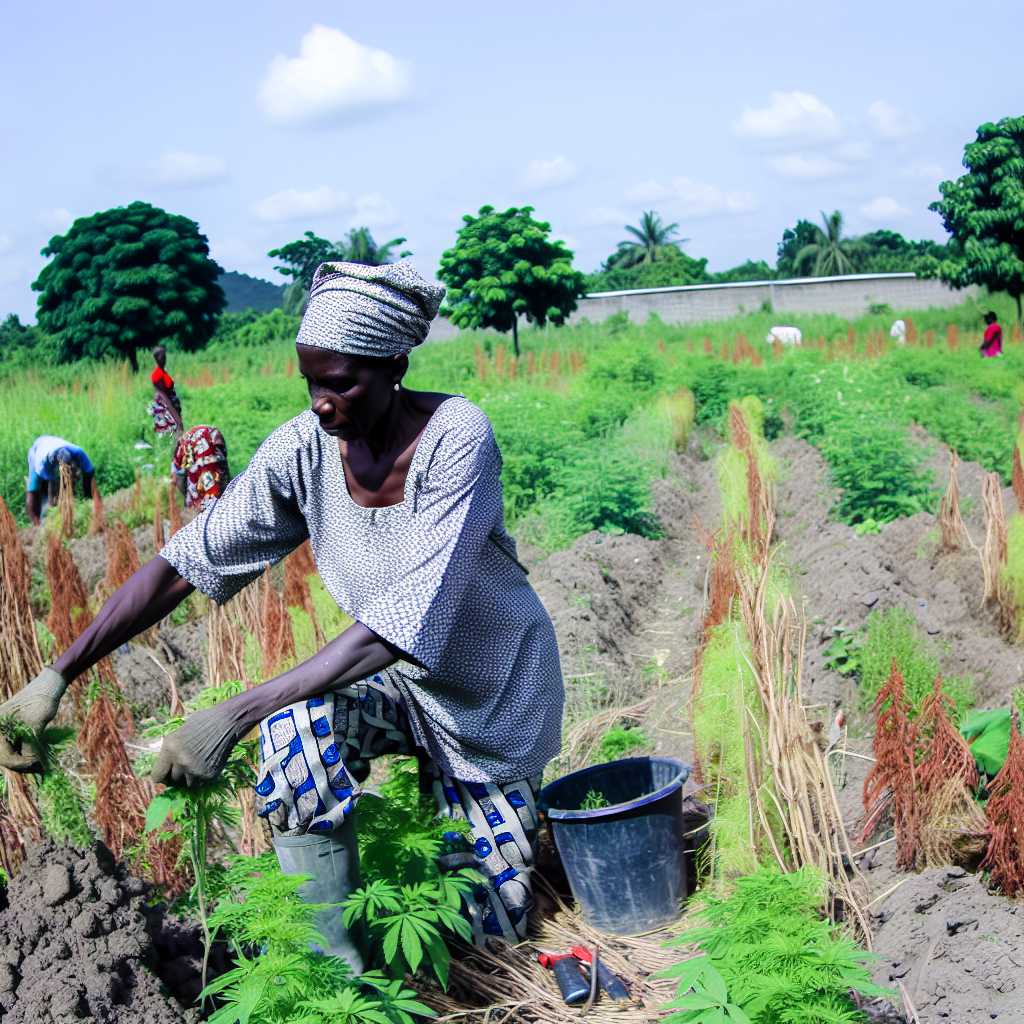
[541,756,690,934]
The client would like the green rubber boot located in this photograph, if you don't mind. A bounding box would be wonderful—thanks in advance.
[273,824,365,975]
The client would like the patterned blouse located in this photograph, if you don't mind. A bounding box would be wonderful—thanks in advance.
[160,398,564,783]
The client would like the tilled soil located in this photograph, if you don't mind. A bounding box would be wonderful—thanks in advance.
[0,841,211,1023]
[772,432,1024,1023]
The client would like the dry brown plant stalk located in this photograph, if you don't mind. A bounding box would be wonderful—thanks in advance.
[917,676,987,866]
[938,450,971,552]
[90,484,105,535]
[153,484,165,551]
[57,462,76,539]
[1014,446,1024,514]
[206,599,249,688]
[981,711,1024,896]
[980,472,1013,630]
[103,521,141,594]
[860,662,921,870]
[284,545,325,649]
[168,479,182,537]
[0,495,44,700]
[735,557,870,940]
[259,571,296,678]
[46,532,91,652]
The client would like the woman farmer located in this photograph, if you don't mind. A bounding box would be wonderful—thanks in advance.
[171,424,231,510]
[148,344,184,435]
[0,261,564,968]
[980,311,1003,358]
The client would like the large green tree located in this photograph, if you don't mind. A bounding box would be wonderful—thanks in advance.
[438,205,585,357]
[929,116,1024,321]
[775,219,820,277]
[269,227,410,314]
[32,201,224,371]
[793,210,858,277]
[608,211,688,269]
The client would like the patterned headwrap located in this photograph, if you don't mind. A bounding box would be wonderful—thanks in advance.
[295,260,446,358]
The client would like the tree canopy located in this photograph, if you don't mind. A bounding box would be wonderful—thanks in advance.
[792,210,858,277]
[269,227,411,314]
[438,205,585,356]
[32,201,225,371]
[607,211,688,269]
[589,246,710,292]
[929,116,1024,321]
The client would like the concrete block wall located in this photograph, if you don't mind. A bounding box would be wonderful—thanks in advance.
[425,273,974,341]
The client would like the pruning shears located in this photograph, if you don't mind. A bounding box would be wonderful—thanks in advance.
[537,946,631,1005]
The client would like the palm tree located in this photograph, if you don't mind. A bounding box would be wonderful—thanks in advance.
[342,227,412,266]
[794,210,857,277]
[609,211,689,269]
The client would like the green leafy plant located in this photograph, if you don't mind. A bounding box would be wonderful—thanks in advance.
[597,724,652,762]
[203,857,434,1024]
[822,629,862,677]
[580,788,611,810]
[659,868,892,1023]
[858,608,974,720]
[35,726,92,847]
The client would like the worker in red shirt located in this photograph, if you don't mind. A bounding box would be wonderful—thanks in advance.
[149,345,183,434]
[980,311,1003,358]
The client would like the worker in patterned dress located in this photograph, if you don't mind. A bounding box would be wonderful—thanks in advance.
[0,261,564,972]
[171,424,230,510]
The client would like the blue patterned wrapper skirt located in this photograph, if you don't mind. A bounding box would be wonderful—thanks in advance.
[254,669,541,944]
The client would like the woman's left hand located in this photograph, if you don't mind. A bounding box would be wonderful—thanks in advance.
[151,704,248,788]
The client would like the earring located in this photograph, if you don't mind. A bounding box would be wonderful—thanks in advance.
[394,383,400,392]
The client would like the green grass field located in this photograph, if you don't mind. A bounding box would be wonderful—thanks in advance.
[2,290,1020,546]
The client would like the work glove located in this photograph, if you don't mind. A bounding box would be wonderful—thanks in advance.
[0,667,68,773]
[151,703,247,789]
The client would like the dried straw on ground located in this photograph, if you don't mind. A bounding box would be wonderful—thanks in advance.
[103,520,141,595]
[153,485,165,550]
[1013,446,1024,514]
[938,450,971,553]
[423,875,680,1024]
[259,571,296,678]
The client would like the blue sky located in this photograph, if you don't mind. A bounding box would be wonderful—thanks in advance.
[1,1,1019,320]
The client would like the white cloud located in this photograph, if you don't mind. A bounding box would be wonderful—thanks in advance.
[868,100,919,140]
[860,195,910,221]
[353,192,399,228]
[522,156,578,190]
[254,185,349,222]
[153,150,227,186]
[735,91,841,142]
[901,160,945,180]
[768,153,848,180]
[38,208,73,232]
[260,25,411,125]
[580,206,630,228]
[625,177,755,218]
[835,140,872,162]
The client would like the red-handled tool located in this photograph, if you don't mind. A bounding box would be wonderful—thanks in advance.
[569,946,631,1003]
[537,951,590,1004]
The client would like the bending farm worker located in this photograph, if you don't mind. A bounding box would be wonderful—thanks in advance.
[24,435,94,526]
[0,260,564,970]
[171,424,230,510]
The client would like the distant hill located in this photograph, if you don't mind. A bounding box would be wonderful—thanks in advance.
[218,270,285,313]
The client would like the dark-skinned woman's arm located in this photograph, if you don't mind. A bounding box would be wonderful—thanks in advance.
[0,555,194,771]
[150,620,406,787]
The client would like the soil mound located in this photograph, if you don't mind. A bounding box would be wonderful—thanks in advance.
[871,868,1024,1023]
[0,841,206,1023]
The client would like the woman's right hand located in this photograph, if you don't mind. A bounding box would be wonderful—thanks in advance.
[0,667,68,772]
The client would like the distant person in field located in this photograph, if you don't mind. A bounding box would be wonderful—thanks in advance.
[980,311,1003,358]
[149,344,183,435]
[0,261,563,968]
[171,424,230,510]
[24,436,94,526]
